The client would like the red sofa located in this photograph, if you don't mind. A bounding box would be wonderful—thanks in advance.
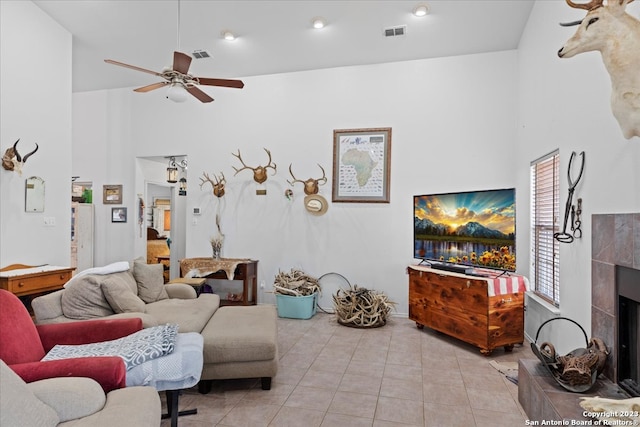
[0,289,142,392]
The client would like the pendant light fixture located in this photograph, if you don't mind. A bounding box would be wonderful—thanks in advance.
[167,157,178,183]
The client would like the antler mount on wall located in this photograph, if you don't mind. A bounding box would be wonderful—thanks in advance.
[2,139,39,175]
[232,148,277,195]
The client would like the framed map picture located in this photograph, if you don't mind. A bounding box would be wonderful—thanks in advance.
[332,128,392,203]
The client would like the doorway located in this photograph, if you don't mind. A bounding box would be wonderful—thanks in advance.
[137,156,187,281]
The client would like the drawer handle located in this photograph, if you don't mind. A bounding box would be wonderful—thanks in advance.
[59,274,66,279]
[501,298,512,304]
[18,282,25,287]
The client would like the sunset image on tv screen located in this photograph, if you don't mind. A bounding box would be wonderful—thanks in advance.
[414,188,516,271]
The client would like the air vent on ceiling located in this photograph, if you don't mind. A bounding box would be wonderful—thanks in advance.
[192,50,211,59]
[384,25,407,38]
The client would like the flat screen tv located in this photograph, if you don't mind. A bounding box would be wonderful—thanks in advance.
[413,188,516,272]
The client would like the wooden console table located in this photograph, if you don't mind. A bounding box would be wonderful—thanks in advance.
[408,265,529,355]
[180,258,258,306]
[0,264,74,297]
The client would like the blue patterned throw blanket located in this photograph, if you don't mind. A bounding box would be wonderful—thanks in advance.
[42,324,179,370]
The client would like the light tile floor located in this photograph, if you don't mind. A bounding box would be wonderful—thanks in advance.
[161,312,536,427]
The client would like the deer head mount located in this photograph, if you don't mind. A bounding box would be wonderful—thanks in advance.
[288,163,327,195]
[558,0,640,139]
[232,148,277,184]
[2,139,39,175]
[200,171,226,198]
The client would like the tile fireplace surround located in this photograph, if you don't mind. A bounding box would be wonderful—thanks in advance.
[591,213,640,384]
[519,213,639,422]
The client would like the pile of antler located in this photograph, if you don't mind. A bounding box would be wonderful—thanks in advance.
[333,284,396,328]
[273,269,320,297]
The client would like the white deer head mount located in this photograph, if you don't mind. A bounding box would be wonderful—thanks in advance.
[558,0,640,139]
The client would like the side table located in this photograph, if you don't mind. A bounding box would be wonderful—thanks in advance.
[0,264,74,297]
[179,258,258,306]
[0,264,75,314]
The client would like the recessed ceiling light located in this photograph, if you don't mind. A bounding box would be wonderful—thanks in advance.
[312,17,326,29]
[413,4,429,17]
[222,30,236,41]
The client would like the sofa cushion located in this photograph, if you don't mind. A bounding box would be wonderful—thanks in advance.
[201,305,277,364]
[0,360,59,427]
[144,294,220,333]
[61,275,115,320]
[133,262,168,303]
[29,377,106,422]
[101,273,145,313]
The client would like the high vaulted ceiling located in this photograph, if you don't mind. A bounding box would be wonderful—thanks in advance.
[33,0,535,93]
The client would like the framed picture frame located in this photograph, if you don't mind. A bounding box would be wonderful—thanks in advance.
[103,184,123,204]
[332,127,392,203]
[111,207,127,223]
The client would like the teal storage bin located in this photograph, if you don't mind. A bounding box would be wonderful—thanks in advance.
[275,293,317,319]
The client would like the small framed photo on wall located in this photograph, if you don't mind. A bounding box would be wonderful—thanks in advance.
[111,207,127,223]
[103,184,123,204]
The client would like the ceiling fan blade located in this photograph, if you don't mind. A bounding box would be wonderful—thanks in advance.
[173,51,192,74]
[186,86,214,103]
[133,82,169,93]
[196,78,245,89]
[104,59,163,76]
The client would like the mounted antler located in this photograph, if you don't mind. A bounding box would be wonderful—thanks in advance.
[199,172,226,198]
[288,163,327,195]
[2,139,39,175]
[232,148,277,184]
[565,0,604,10]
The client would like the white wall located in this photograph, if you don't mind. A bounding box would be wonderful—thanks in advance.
[7,0,637,343]
[72,51,519,312]
[516,0,640,352]
[0,1,72,267]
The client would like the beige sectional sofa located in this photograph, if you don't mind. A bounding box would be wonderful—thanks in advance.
[31,260,278,391]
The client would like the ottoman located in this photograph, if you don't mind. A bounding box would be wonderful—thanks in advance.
[199,305,278,392]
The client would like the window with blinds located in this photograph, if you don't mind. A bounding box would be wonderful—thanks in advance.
[530,151,560,306]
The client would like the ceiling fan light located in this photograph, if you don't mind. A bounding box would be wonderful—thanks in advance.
[166,83,188,103]
[222,30,236,41]
[413,4,429,17]
[312,17,326,29]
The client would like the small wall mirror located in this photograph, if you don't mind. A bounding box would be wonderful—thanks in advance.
[25,176,45,212]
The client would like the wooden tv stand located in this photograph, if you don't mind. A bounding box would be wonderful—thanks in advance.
[408,265,526,355]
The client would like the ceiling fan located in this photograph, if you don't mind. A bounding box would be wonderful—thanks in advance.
[104,51,244,103]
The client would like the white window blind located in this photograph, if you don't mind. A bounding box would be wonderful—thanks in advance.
[530,151,560,306]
